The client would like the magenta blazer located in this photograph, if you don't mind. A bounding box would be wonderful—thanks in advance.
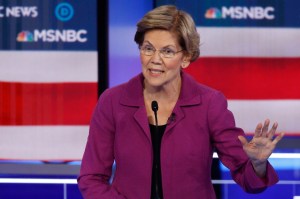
[78,72,278,199]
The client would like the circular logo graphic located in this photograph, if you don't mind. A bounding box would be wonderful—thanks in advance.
[55,3,74,22]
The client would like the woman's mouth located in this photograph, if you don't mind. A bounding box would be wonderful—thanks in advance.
[149,68,164,75]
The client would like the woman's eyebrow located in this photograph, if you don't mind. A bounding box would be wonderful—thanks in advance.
[142,40,152,46]
[143,40,177,49]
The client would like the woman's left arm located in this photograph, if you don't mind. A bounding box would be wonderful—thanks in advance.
[238,119,285,177]
[208,91,284,192]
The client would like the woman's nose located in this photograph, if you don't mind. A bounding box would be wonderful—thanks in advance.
[151,50,163,62]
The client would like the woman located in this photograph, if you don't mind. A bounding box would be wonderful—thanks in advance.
[78,5,284,199]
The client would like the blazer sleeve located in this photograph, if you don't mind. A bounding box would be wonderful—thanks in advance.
[77,89,126,199]
[207,91,279,193]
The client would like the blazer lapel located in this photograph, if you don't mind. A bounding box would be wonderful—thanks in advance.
[119,72,203,142]
[134,106,152,143]
[165,72,202,135]
[120,74,152,143]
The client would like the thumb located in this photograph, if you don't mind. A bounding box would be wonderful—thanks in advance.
[238,135,248,146]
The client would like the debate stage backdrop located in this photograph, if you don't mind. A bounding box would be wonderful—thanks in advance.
[0,0,299,167]
[0,0,98,160]
[156,0,300,137]
[0,0,299,198]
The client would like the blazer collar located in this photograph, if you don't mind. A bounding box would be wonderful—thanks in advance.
[120,72,202,107]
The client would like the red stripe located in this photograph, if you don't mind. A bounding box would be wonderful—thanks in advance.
[0,82,98,125]
[185,57,300,99]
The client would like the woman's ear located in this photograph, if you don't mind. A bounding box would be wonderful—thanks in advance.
[181,55,191,68]
[181,60,190,68]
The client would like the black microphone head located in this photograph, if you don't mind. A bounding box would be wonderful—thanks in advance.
[151,100,158,112]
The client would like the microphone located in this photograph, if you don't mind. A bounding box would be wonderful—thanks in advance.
[151,100,158,126]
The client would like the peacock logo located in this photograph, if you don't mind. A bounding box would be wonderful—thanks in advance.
[205,8,222,19]
[16,31,34,42]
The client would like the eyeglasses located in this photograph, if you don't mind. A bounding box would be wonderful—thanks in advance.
[139,45,184,58]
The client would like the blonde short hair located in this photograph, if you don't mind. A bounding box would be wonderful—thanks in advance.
[134,5,200,62]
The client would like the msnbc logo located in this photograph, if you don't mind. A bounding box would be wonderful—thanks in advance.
[16,29,87,42]
[205,6,275,20]
[205,8,222,19]
[17,31,34,42]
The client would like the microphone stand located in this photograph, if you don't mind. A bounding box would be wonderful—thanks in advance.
[151,101,161,199]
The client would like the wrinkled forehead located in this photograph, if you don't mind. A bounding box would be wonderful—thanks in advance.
[142,29,181,49]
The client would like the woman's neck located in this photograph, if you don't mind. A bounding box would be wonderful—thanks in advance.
[143,77,181,103]
[143,77,182,125]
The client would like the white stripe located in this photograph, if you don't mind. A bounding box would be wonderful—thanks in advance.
[270,153,300,159]
[0,125,298,160]
[0,178,77,184]
[0,126,88,160]
[0,51,97,82]
[213,152,300,159]
[228,100,300,134]
[197,27,300,57]
[110,27,300,57]
[1,178,300,185]
[211,180,300,185]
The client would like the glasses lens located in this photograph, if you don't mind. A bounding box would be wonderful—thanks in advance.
[160,49,175,58]
[140,46,155,56]
[140,45,181,58]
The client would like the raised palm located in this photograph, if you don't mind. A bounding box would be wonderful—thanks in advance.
[238,119,284,164]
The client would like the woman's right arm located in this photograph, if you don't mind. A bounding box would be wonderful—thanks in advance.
[77,90,126,199]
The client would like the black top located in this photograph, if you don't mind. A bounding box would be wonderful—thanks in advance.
[149,124,167,199]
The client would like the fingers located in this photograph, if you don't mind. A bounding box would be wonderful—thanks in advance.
[261,119,270,137]
[272,132,285,145]
[255,119,278,139]
[238,135,248,146]
[254,122,263,137]
[267,122,278,139]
